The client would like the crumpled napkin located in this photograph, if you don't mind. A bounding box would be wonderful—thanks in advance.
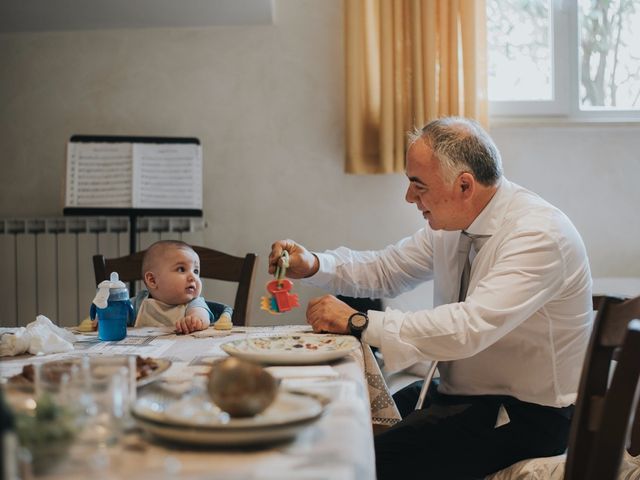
[0,315,76,357]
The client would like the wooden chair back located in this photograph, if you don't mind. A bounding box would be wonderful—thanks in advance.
[93,245,257,326]
[565,294,640,480]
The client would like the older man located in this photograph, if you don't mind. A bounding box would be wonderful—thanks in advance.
[268,117,592,479]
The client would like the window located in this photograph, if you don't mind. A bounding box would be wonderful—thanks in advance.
[488,0,640,121]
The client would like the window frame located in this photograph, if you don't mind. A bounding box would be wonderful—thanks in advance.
[488,0,640,123]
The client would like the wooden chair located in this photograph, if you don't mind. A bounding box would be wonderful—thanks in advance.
[489,294,640,480]
[93,245,257,326]
[564,294,640,479]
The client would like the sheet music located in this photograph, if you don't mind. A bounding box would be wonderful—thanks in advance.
[65,142,132,207]
[64,140,202,210]
[132,143,202,209]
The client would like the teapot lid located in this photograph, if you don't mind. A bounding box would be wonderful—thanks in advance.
[93,272,128,308]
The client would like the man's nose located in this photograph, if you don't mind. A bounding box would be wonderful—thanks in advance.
[405,185,416,204]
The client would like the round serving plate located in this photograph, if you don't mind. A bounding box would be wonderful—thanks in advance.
[7,355,171,389]
[220,334,360,365]
[132,388,328,446]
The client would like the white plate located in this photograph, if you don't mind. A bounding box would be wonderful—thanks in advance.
[132,388,327,446]
[220,334,361,365]
[8,355,171,389]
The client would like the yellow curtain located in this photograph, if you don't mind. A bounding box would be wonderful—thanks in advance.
[345,0,488,174]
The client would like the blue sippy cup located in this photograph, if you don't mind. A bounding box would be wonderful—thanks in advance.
[90,272,135,341]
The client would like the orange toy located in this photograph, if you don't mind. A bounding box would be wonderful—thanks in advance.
[260,251,300,314]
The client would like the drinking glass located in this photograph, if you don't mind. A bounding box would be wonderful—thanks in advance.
[73,357,130,448]
[5,368,78,476]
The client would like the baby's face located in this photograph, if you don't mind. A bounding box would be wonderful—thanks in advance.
[149,247,202,305]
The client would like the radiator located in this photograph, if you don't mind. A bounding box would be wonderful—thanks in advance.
[0,217,205,328]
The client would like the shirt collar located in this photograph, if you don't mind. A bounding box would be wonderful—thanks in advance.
[464,177,514,237]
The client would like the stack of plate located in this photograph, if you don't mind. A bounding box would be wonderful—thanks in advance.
[132,385,328,446]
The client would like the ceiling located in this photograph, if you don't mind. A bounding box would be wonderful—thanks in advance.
[0,0,273,33]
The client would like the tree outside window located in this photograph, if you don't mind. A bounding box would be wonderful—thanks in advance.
[579,0,640,109]
[488,0,640,118]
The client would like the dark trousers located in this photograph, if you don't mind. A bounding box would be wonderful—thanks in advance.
[375,381,573,480]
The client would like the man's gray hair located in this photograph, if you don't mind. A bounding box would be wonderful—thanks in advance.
[409,117,503,186]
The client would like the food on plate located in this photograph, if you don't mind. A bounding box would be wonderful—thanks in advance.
[76,318,96,332]
[243,335,348,352]
[9,355,162,385]
[207,357,279,417]
[135,355,161,380]
[213,314,233,330]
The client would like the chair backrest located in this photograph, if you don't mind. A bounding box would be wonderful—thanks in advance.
[564,294,640,480]
[93,245,257,326]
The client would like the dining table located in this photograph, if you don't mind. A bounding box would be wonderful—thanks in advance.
[0,323,401,480]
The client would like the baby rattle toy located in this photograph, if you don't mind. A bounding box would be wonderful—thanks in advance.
[260,251,300,314]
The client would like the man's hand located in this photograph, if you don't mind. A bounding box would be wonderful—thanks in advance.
[268,239,319,279]
[306,295,357,334]
[175,314,207,334]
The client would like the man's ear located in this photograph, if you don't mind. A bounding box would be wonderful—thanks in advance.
[458,172,475,197]
[144,271,157,289]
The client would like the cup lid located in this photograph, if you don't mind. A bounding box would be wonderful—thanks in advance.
[97,272,126,290]
[93,272,128,308]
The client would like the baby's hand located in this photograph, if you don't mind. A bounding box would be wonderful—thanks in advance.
[175,315,206,334]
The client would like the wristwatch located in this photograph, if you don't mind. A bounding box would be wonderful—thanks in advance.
[348,311,369,339]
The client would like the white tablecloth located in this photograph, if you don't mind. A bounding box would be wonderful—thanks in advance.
[1,325,384,480]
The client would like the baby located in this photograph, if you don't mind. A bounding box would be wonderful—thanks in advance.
[133,240,232,334]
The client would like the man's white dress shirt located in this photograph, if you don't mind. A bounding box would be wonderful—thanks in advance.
[306,179,592,407]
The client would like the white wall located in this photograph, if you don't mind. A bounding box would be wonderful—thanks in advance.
[0,0,638,324]
[491,123,640,278]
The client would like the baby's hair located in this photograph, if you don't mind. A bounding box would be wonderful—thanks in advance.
[142,240,196,276]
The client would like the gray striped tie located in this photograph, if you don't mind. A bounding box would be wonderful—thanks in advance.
[458,231,474,302]
[414,231,489,410]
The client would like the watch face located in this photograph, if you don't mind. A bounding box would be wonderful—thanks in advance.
[351,313,367,329]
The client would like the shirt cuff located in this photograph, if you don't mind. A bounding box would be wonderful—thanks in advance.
[362,309,384,348]
[301,252,337,287]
